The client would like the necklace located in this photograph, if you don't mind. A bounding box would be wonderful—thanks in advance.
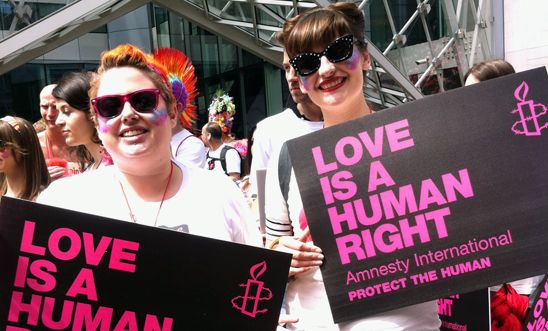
[118,162,174,226]
[85,156,103,172]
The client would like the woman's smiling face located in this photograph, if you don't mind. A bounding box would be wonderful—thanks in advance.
[297,42,370,113]
[94,66,175,167]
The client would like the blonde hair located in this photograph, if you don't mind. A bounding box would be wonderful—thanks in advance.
[285,2,367,59]
[0,117,50,200]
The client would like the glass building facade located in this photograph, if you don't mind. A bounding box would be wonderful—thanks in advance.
[0,3,288,140]
[0,0,496,132]
[151,5,289,138]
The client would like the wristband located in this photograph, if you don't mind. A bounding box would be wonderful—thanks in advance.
[267,237,281,250]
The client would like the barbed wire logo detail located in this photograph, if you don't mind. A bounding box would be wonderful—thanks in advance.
[231,261,272,317]
[511,81,547,136]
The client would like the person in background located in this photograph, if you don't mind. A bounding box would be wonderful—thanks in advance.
[208,90,248,158]
[38,44,260,247]
[464,59,515,86]
[171,121,206,168]
[37,84,78,179]
[242,125,256,179]
[53,71,112,172]
[265,3,441,330]
[202,121,242,182]
[249,14,323,196]
[238,125,256,206]
[0,116,50,201]
[151,48,207,168]
[170,112,207,168]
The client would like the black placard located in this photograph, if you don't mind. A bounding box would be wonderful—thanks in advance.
[0,197,291,330]
[523,275,548,331]
[438,289,490,331]
[287,68,548,323]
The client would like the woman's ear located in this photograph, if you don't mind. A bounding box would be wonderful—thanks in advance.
[169,105,178,128]
[361,49,371,71]
[92,114,103,141]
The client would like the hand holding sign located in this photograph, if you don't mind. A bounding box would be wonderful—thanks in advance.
[273,227,324,277]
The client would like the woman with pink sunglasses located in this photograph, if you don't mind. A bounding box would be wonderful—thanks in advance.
[265,3,440,330]
[39,45,261,246]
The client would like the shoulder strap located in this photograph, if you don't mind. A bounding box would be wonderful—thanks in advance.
[278,142,292,207]
[174,133,194,156]
[206,150,219,162]
[220,145,232,175]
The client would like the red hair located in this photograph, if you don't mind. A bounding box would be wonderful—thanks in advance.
[89,44,176,117]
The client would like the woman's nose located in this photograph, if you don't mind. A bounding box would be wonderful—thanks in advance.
[120,100,139,122]
[318,56,336,77]
[287,66,298,82]
[54,112,65,126]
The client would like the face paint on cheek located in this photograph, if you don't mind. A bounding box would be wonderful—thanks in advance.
[345,49,360,71]
[151,107,168,127]
[299,76,311,92]
[97,117,112,134]
[0,149,12,158]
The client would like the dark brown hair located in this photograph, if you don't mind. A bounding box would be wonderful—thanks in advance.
[0,117,50,200]
[276,15,300,47]
[204,122,223,140]
[285,2,367,58]
[53,71,100,171]
[464,59,515,82]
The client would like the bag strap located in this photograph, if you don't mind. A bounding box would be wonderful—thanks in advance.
[174,133,194,157]
[220,145,232,175]
[206,150,221,162]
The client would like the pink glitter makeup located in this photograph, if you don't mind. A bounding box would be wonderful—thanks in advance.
[151,107,168,126]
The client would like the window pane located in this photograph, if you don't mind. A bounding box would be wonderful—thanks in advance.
[202,34,220,78]
[219,38,238,73]
[242,64,265,137]
[3,64,46,121]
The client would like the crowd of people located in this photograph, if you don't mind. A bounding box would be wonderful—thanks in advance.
[0,2,542,330]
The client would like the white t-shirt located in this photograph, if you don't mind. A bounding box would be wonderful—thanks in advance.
[205,143,241,176]
[38,162,262,246]
[171,128,207,168]
[249,108,323,195]
[265,144,441,331]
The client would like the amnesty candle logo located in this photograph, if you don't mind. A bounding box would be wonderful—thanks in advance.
[512,81,547,136]
[231,261,273,317]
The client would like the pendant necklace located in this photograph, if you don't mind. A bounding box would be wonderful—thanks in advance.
[119,162,174,227]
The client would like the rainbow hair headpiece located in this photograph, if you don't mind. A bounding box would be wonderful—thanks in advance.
[208,89,236,134]
[152,48,198,130]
